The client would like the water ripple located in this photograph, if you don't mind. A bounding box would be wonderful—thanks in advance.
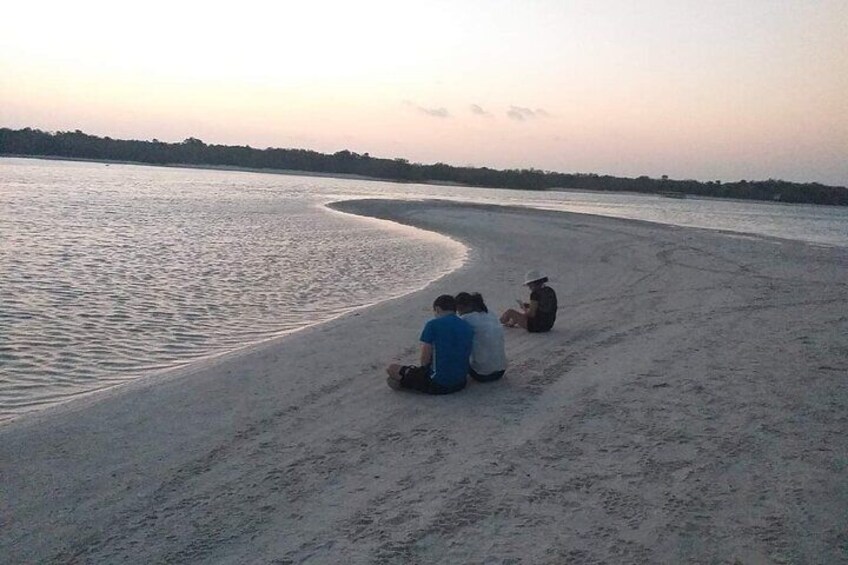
[0,159,465,420]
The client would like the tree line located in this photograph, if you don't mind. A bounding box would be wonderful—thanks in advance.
[2,127,846,205]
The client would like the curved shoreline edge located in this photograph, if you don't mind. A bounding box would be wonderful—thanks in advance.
[2,199,846,563]
[0,199,470,425]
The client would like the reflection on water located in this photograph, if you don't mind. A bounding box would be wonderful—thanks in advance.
[1,157,846,419]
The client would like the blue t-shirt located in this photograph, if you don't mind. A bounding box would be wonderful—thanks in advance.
[420,313,474,388]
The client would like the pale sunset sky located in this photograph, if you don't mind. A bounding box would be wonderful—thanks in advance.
[2,1,846,185]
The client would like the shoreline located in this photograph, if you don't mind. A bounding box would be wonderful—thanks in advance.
[3,198,802,424]
[0,200,469,426]
[2,199,846,562]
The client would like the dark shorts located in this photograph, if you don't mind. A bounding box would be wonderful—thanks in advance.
[398,365,465,395]
[527,315,555,333]
[469,367,505,383]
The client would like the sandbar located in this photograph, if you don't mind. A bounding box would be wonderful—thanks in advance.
[2,199,846,563]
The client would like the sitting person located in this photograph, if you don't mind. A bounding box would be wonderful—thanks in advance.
[456,292,506,382]
[500,270,558,333]
[386,294,473,394]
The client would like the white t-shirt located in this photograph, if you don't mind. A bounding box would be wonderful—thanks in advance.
[461,311,507,375]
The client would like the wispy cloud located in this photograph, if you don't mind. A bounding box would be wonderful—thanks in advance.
[403,100,450,118]
[421,106,450,118]
[470,104,492,117]
[506,105,550,121]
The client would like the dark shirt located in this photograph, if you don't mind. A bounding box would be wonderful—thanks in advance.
[529,286,557,331]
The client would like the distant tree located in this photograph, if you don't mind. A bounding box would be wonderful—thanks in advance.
[1,127,846,205]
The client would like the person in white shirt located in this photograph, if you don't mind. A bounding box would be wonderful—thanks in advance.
[455,292,507,382]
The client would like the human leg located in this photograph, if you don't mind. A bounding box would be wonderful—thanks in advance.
[526,317,553,333]
[500,308,528,328]
[386,363,403,389]
[386,365,430,392]
[387,365,465,394]
[469,367,505,383]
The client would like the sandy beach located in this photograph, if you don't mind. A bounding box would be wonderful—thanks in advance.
[2,199,846,564]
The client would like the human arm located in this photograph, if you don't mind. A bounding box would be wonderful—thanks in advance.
[419,342,433,366]
[419,320,435,366]
[525,288,543,318]
[526,299,539,319]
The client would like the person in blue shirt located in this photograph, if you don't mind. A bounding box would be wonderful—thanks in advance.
[386,294,474,394]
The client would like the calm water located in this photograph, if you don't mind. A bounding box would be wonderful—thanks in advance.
[2,158,846,419]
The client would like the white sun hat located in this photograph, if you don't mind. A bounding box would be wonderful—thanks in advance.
[523,270,548,285]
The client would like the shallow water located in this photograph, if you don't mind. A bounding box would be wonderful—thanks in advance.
[0,159,465,418]
[1,158,846,419]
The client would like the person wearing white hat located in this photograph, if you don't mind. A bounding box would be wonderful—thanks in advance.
[499,269,558,332]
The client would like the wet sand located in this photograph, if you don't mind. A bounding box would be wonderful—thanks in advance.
[2,199,847,563]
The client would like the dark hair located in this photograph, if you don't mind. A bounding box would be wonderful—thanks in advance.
[433,294,456,312]
[455,292,488,313]
[455,292,473,312]
[471,292,488,313]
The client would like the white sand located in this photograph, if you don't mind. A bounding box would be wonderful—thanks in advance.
[2,199,847,564]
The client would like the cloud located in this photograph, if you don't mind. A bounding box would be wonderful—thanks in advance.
[506,105,550,121]
[420,106,450,118]
[403,100,450,118]
[470,104,492,117]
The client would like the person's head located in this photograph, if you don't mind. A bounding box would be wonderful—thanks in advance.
[524,269,549,291]
[455,292,489,314]
[454,292,473,315]
[527,278,548,291]
[432,294,457,315]
[471,292,488,313]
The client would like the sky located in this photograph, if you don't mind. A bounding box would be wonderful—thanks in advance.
[2,0,847,186]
